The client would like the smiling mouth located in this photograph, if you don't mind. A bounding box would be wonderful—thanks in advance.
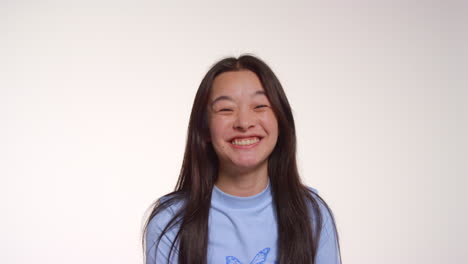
[231,137,261,146]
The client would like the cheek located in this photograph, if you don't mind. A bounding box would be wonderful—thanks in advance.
[262,113,279,135]
[209,118,231,142]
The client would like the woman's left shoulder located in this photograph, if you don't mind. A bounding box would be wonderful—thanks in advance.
[303,185,336,222]
[304,185,341,263]
[306,186,319,195]
[304,186,325,205]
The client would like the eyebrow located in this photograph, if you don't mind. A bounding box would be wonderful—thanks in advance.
[210,90,266,107]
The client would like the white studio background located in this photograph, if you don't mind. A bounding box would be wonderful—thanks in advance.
[1,0,466,263]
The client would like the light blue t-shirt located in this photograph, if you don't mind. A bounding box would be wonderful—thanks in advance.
[145,182,340,264]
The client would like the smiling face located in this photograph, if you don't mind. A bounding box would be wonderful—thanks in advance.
[208,70,279,174]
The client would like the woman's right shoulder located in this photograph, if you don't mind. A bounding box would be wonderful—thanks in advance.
[145,193,186,263]
[145,192,186,243]
[156,192,186,215]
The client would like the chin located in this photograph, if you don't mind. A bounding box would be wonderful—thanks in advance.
[231,159,267,171]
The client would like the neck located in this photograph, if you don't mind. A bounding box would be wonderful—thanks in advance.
[215,162,269,197]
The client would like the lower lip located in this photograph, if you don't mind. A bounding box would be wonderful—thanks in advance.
[230,139,261,149]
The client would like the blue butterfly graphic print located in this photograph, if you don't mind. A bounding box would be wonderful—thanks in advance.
[225,248,271,264]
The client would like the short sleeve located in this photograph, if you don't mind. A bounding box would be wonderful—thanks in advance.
[145,199,182,264]
[315,205,340,264]
[308,188,341,264]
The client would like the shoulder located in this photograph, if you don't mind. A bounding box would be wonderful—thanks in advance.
[304,186,329,211]
[145,193,186,264]
[145,192,186,246]
[304,186,337,233]
[304,186,341,262]
[307,186,319,195]
[304,186,324,211]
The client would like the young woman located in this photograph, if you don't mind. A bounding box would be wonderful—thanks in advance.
[143,55,341,264]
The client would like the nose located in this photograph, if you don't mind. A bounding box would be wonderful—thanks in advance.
[233,108,256,130]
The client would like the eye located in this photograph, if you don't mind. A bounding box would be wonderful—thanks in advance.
[255,105,269,109]
[219,108,233,112]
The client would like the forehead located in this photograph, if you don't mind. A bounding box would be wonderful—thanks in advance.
[210,70,265,98]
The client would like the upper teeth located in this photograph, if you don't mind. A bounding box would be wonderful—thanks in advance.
[232,137,260,145]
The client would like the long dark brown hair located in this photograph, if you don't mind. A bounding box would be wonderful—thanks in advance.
[143,55,341,263]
